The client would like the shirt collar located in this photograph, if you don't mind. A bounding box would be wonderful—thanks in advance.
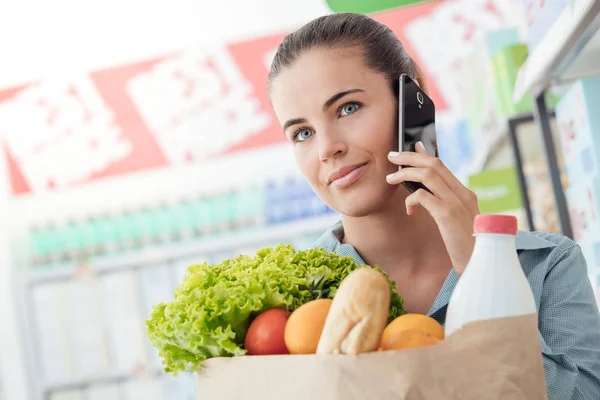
[515,230,557,250]
[326,220,557,252]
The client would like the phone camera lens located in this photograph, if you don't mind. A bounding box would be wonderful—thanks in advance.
[417,92,424,105]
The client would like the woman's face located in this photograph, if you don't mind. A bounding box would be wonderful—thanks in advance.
[270,47,402,217]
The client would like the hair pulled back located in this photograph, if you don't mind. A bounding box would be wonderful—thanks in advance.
[267,13,425,96]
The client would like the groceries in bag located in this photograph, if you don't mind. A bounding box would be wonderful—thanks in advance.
[145,244,405,374]
[185,214,547,400]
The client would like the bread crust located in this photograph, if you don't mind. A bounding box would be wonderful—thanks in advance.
[316,268,391,355]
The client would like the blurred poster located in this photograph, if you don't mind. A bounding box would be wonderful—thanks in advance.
[125,46,271,165]
[400,0,524,115]
[0,0,519,196]
[0,31,285,196]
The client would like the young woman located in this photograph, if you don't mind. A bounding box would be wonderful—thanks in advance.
[267,12,600,400]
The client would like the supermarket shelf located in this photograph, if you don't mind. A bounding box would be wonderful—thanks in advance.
[25,213,341,286]
[514,0,600,101]
[42,368,165,394]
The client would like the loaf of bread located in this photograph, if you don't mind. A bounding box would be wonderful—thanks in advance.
[316,268,391,355]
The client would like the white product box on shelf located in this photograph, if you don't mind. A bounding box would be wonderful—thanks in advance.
[64,278,110,377]
[566,177,600,290]
[98,270,148,373]
[85,384,122,400]
[158,374,196,400]
[556,76,600,184]
[48,390,84,400]
[580,237,600,272]
[138,264,175,370]
[120,377,159,400]
[566,176,600,245]
[522,0,569,53]
[32,283,73,383]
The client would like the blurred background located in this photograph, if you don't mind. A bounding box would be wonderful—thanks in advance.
[1,0,600,399]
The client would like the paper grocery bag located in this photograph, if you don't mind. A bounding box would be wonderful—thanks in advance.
[196,314,547,400]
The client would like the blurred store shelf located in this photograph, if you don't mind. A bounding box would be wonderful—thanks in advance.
[514,0,600,101]
[25,213,341,286]
[42,368,164,394]
[22,212,341,400]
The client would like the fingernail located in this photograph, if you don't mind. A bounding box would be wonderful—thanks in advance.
[416,141,426,151]
[386,173,394,181]
[388,151,400,157]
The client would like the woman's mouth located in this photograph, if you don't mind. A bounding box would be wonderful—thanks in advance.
[328,163,368,189]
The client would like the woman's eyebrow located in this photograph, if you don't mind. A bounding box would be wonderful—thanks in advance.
[283,118,308,131]
[282,88,365,131]
[322,88,364,111]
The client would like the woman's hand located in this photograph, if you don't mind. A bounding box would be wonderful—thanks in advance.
[386,142,480,275]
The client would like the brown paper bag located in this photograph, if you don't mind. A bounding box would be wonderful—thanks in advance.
[196,314,547,400]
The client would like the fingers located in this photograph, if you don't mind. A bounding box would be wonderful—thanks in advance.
[414,140,431,156]
[386,165,453,201]
[388,143,477,208]
[405,188,443,216]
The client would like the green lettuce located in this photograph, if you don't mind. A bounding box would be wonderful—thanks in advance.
[145,244,405,374]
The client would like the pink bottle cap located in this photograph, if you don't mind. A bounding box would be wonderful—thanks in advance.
[473,214,518,235]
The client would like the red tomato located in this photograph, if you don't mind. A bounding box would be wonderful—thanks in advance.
[244,308,290,355]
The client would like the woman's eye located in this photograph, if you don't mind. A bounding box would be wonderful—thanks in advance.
[294,128,314,142]
[339,102,361,116]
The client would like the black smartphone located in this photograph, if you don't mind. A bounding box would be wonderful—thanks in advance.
[398,73,437,194]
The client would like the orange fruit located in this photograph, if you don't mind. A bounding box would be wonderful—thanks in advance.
[284,299,332,354]
[382,329,440,351]
[380,313,444,348]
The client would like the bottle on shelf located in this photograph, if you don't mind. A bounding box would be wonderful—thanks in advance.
[61,220,83,261]
[152,202,176,243]
[192,196,213,237]
[249,185,266,228]
[295,178,316,219]
[234,184,265,230]
[284,177,303,221]
[173,198,195,240]
[132,207,154,246]
[265,177,292,225]
[113,210,136,252]
[93,213,115,254]
[445,214,537,336]
[264,181,280,225]
[222,191,238,233]
[78,217,98,257]
[169,198,190,240]
[30,225,50,266]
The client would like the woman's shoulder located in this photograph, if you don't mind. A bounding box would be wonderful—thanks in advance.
[517,230,590,278]
[517,229,574,250]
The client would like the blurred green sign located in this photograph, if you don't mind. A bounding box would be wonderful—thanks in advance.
[468,167,522,213]
[326,0,432,14]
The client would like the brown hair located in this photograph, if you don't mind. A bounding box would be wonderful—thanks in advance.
[267,12,425,96]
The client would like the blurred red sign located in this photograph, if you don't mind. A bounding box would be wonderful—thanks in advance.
[2,1,505,195]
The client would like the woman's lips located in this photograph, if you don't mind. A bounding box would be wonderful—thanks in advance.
[329,163,368,189]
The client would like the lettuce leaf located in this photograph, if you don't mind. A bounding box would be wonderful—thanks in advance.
[145,244,405,374]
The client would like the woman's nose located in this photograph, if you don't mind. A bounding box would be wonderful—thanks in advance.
[318,129,348,162]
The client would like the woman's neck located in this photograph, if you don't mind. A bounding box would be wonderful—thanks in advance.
[340,195,450,277]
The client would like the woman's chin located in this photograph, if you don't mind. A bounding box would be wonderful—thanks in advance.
[330,189,397,218]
